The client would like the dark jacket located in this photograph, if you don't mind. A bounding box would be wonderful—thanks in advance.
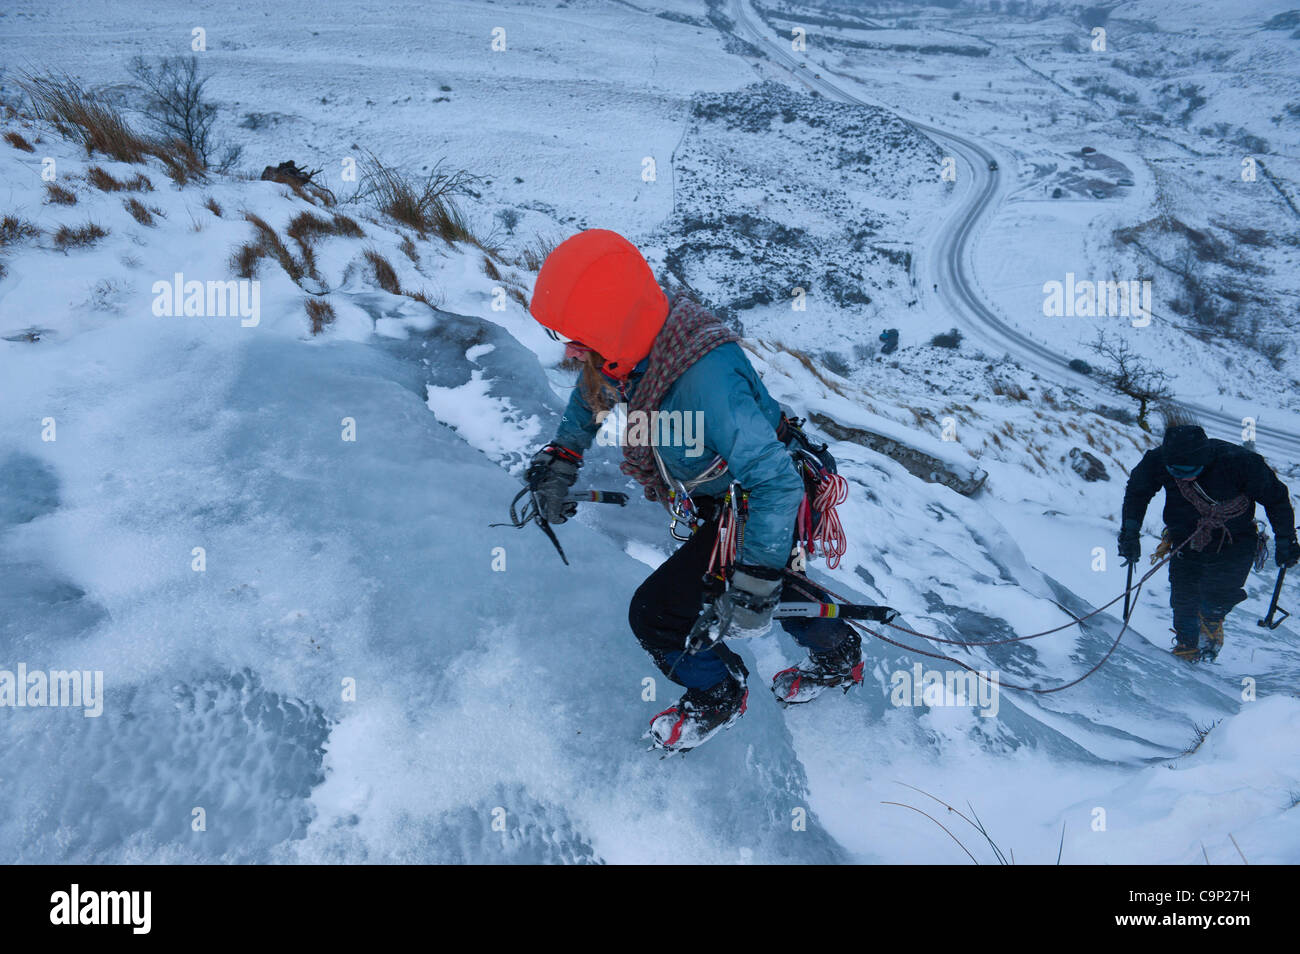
[1122,438,1294,544]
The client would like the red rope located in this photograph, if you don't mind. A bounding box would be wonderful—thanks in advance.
[810,473,848,569]
[707,488,745,578]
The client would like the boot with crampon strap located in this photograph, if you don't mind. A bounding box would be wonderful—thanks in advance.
[647,674,748,754]
[770,631,864,705]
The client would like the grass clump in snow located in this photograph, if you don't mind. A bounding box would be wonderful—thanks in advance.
[20,73,205,185]
[21,72,154,163]
[3,130,35,152]
[45,182,77,205]
[305,297,335,335]
[53,221,108,250]
[0,216,41,246]
[351,151,478,244]
[87,165,153,192]
[123,197,161,226]
[362,248,401,294]
[505,234,558,272]
[330,213,364,238]
[232,212,307,282]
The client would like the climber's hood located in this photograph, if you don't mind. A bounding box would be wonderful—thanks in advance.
[529,229,669,379]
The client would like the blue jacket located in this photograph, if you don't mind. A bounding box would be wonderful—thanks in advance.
[554,342,805,569]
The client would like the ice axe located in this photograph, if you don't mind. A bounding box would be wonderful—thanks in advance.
[1122,562,1135,622]
[1258,566,1290,630]
[490,487,628,566]
[674,599,900,665]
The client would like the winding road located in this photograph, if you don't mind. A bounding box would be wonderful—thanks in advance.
[728,0,1300,463]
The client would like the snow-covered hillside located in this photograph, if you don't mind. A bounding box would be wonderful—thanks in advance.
[1,0,1298,864]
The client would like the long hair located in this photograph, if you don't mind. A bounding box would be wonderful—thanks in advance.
[578,350,618,414]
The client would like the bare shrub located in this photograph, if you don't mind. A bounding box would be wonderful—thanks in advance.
[1088,331,1173,432]
[128,55,218,166]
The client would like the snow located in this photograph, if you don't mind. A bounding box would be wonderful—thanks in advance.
[1,0,1297,865]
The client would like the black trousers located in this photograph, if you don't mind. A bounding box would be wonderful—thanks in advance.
[628,515,854,690]
[1168,531,1257,645]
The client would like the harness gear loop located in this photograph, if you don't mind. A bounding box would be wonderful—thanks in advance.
[706,482,748,580]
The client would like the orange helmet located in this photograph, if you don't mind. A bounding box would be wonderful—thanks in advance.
[529,229,669,379]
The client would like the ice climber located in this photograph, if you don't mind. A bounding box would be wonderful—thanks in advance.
[525,229,860,752]
[1118,420,1297,661]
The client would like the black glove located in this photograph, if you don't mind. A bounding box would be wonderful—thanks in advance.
[1278,534,1299,569]
[713,568,782,640]
[525,444,580,524]
[1118,520,1141,566]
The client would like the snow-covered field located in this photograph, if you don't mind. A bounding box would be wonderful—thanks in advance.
[1,0,1298,864]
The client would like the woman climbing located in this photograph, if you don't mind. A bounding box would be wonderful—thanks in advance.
[525,229,860,753]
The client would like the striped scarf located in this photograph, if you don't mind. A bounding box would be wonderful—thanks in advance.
[619,297,739,501]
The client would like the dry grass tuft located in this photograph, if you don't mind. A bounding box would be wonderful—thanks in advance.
[123,197,160,226]
[508,234,558,272]
[306,297,336,335]
[352,151,478,243]
[21,74,207,185]
[331,213,364,238]
[45,182,77,205]
[53,221,108,249]
[0,215,41,246]
[407,287,442,309]
[21,72,153,163]
[87,165,153,192]
[363,248,401,294]
[3,130,35,152]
